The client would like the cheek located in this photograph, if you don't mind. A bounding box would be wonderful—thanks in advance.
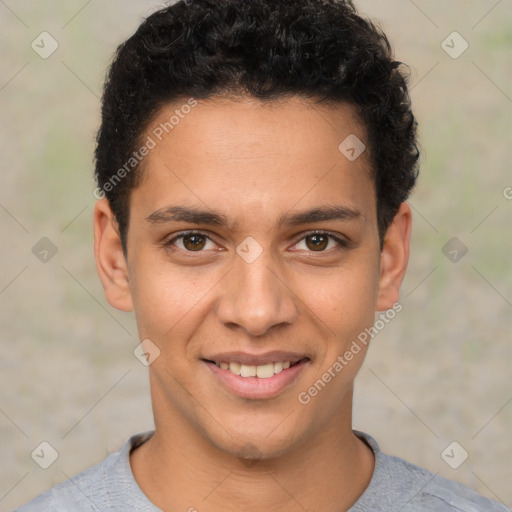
[129,257,223,358]
[293,262,380,411]
[130,260,199,339]
[297,257,380,341]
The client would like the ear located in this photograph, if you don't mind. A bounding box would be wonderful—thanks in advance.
[376,202,412,311]
[93,198,133,312]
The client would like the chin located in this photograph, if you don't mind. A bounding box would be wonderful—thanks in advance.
[204,418,306,463]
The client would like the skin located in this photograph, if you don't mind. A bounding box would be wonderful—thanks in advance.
[94,95,412,511]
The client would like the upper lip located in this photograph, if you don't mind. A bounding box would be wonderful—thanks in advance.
[203,351,309,366]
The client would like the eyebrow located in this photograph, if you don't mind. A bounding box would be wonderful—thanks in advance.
[145,204,363,229]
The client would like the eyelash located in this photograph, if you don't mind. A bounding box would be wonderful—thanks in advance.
[163,230,348,255]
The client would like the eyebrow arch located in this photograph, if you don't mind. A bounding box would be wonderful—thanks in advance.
[145,204,363,229]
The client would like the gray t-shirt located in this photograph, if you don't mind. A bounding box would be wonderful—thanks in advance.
[14,430,509,512]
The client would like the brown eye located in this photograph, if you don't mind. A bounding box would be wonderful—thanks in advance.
[182,234,207,251]
[164,231,217,253]
[293,232,347,253]
[305,234,329,251]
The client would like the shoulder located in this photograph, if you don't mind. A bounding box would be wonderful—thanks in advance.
[384,452,508,511]
[14,452,113,512]
[351,431,510,512]
[13,431,156,512]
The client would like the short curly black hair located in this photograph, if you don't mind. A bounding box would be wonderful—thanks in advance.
[95,0,419,255]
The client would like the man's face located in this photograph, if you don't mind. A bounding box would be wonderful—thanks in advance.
[101,96,398,459]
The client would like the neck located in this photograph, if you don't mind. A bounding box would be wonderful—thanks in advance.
[130,391,374,512]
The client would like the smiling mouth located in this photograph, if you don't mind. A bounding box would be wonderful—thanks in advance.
[203,358,309,379]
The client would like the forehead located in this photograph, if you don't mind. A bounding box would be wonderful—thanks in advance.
[132,95,376,227]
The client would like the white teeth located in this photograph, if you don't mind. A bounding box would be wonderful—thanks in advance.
[240,364,257,377]
[214,360,297,378]
[229,361,241,375]
[256,363,275,378]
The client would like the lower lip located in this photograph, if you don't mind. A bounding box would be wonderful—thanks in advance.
[204,359,309,399]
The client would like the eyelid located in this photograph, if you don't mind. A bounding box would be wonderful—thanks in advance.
[163,229,350,255]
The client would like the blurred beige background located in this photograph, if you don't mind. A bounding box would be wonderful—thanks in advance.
[1,1,511,510]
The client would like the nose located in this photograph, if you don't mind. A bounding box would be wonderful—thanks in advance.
[215,249,299,337]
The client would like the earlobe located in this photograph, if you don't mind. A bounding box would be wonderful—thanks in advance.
[376,202,412,311]
[93,198,133,312]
